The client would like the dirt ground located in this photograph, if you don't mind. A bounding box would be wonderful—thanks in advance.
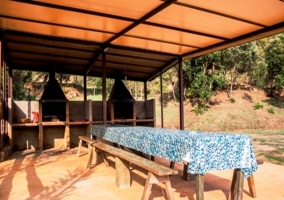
[1,147,284,200]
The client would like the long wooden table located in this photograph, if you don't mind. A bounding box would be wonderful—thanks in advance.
[91,124,258,200]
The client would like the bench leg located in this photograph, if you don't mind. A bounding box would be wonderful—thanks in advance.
[102,152,109,167]
[86,144,94,169]
[229,169,244,200]
[247,174,256,198]
[77,139,82,157]
[141,172,174,200]
[93,148,109,167]
[115,157,130,188]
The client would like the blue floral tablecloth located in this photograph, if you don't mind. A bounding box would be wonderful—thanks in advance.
[90,124,258,178]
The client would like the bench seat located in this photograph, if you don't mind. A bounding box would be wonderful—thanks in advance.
[77,136,178,200]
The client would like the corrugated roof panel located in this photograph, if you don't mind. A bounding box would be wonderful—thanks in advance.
[113,36,196,54]
[0,0,132,36]
[148,4,263,39]
[127,24,224,48]
[0,18,114,42]
[36,0,163,20]
[178,0,284,26]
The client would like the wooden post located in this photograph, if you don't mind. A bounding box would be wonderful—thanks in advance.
[39,101,43,151]
[84,74,87,101]
[115,157,130,188]
[65,101,70,149]
[144,81,147,101]
[102,53,107,124]
[86,100,92,135]
[7,98,13,147]
[196,174,204,200]
[0,37,2,148]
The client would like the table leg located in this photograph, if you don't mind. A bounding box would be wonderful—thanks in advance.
[183,162,195,181]
[196,174,204,200]
[247,174,256,198]
[230,169,244,200]
[170,161,175,169]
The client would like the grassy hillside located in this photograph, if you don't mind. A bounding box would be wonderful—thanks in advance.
[155,88,284,131]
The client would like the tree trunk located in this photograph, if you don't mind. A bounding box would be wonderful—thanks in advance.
[229,66,235,99]
[140,83,143,100]
[60,74,63,84]
[172,88,176,102]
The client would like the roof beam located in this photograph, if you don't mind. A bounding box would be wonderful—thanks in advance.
[3,29,102,47]
[8,49,89,61]
[104,0,177,44]
[106,52,168,62]
[95,60,160,69]
[88,0,178,76]
[148,57,179,81]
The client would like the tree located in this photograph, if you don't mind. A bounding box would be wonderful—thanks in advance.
[184,52,224,113]
[12,70,36,100]
[221,42,257,98]
[264,33,284,96]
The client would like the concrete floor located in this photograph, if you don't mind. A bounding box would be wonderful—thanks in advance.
[0,147,283,200]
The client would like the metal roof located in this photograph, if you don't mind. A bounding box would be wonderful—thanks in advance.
[1,0,284,81]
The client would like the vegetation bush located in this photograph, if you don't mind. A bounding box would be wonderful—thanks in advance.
[268,106,275,114]
[230,98,236,103]
[254,102,264,109]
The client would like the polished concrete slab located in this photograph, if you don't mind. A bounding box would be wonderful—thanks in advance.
[0,147,283,200]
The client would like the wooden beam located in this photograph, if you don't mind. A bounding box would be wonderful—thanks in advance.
[144,81,147,101]
[83,74,87,101]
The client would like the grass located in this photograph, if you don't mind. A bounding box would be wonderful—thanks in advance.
[70,94,102,101]
[239,129,284,165]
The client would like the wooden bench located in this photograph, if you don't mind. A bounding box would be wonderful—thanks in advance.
[77,136,178,200]
[77,136,109,169]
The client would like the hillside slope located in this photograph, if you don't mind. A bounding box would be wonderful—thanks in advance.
[155,88,284,132]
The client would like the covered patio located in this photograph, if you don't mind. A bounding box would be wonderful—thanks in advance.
[0,0,284,200]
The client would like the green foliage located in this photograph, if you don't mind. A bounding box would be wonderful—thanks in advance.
[192,105,208,115]
[13,82,27,100]
[254,101,264,109]
[264,33,284,95]
[268,106,275,114]
[229,98,236,103]
[12,70,35,100]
